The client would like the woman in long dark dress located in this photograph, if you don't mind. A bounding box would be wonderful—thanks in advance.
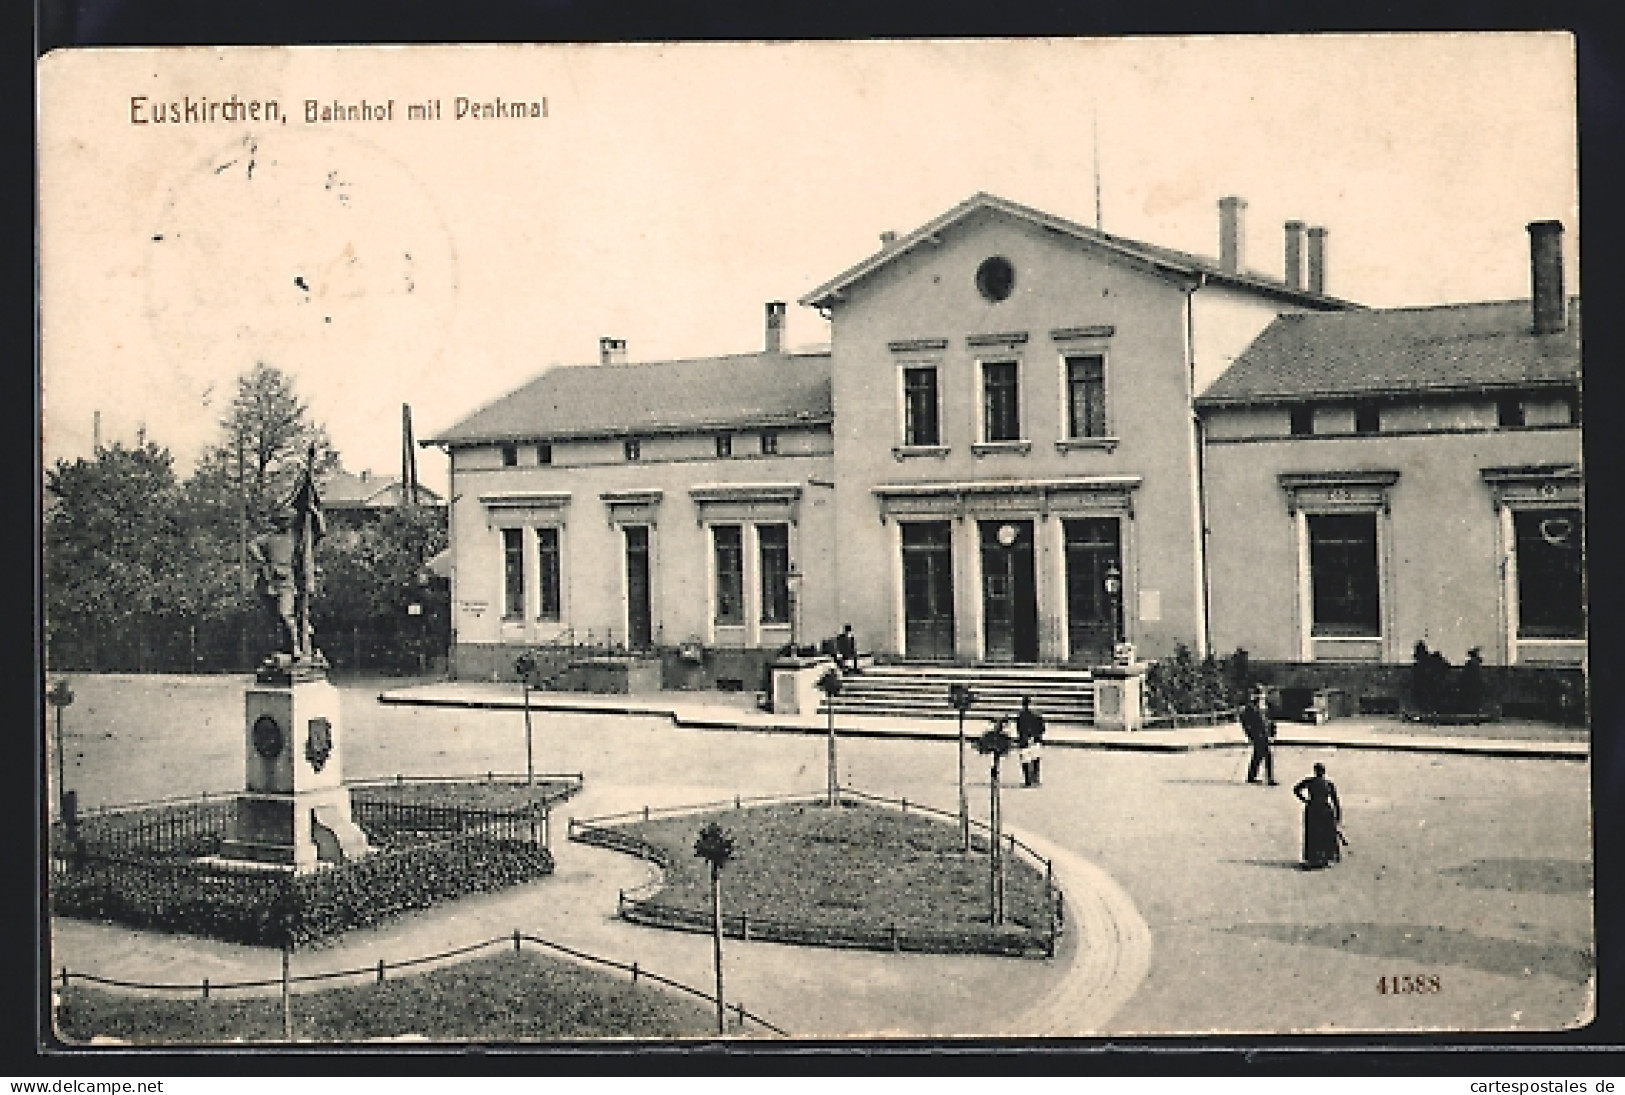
[1292,763,1342,868]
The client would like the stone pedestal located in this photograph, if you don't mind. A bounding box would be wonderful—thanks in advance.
[1092,663,1149,731]
[218,677,371,872]
[771,656,837,716]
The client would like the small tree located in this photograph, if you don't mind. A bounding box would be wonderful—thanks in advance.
[815,666,843,806]
[693,821,737,1035]
[47,680,74,820]
[948,683,976,853]
[973,718,1018,925]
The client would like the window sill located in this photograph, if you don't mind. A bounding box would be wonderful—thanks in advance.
[1055,437,1119,454]
[893,444,951,461]
[972,441,1032,457]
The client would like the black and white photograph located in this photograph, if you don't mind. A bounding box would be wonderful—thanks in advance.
[37,35,1592,1046]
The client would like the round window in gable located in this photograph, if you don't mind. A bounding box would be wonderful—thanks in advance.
[975,257,1016,302]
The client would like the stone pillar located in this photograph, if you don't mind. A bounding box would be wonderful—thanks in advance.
[1092,663,1149,731]
[219,678,370,872]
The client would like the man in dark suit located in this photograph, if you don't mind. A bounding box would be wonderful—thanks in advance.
[1241,684,1277,785]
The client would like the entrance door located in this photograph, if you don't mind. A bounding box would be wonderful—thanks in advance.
[901,522,955,661]
[624,525,653,650]
[980,520,1038,663]
[1064,517,1120,665]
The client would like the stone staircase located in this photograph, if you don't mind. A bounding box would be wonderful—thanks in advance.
[821,663,1097,725]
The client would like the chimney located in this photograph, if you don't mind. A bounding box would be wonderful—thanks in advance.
[599,337,627,366]
[1528,220,1566,334]
[765,301,786,353]
[1218,196,1247,274]
[1284,220,1306,290]
[1307,226,1328,295]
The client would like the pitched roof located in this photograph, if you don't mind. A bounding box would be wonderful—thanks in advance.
[427,350,832,446]
[800,192,1358,311]
[321,470,443,508]
[1196,298,1582,407]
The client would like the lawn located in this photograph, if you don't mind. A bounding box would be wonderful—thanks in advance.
[616,799,1055,943]
[54,951,729,1044]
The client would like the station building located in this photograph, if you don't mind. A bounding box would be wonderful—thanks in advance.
[427,194,1581,711]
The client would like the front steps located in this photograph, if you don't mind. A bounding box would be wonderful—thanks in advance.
[822,663,1096,725]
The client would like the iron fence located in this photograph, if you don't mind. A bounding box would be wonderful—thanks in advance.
[55,928,787,1038]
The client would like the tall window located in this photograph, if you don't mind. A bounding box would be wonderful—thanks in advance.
[1308,513,1380,636]
[1290,405,1315,437]
[759,431,779,455]
[537,443,553,465]
[623,439,642,462]
[1497,395,1525,428]
[758,524,791,624]
[501,444,519,467]
[1515,508,1584,639]
[1354,403,1380,435]
[537,527,561,621]
[501,528,525,619]
[715,434,733,458]
[713,525,745,625]
[983,361,1021,442]
[903,367,940,446]
[1065,355,1107,438]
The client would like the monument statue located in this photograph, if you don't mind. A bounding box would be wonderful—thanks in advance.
[250,446,327,679]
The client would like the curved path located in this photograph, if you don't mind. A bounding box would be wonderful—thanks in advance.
[996,829,1152,1036]
[50,802,1152,1039]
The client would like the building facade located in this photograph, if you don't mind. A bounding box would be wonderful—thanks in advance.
[429,196,1582,705]
[1197,221,1582,700]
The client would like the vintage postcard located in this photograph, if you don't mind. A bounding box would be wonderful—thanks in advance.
[38,37,1591,1047]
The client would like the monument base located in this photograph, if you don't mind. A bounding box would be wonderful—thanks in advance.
[215,673,372,874]
[218,787,371,873]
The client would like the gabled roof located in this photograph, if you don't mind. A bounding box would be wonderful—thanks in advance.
[800,192,1358,311]
[321,470,443,508]
[1196,298,1582,407]
[427,350,832,446]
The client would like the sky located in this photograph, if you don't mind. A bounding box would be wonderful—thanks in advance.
[38,35,1579,498]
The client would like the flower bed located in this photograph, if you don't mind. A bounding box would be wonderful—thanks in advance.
[573,798,1057,958]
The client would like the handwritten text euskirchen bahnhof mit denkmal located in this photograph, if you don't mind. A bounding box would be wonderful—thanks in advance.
[129,95,549,125]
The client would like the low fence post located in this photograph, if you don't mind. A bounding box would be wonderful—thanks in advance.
[377,959,386,984]
[201,978,209,1000]
[741,912,750,941]
[642,805,650,821]
[513,929,522,953]
[60,968,69,990]
[734,794,741,809]
[631,961,639,984]
[890,924,899,952]
[735,1002,745,1031]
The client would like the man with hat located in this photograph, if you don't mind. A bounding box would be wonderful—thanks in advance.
[1241,683,1278,786]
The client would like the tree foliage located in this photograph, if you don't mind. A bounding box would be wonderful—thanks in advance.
[45,362,448,674]
[44,442,189,667]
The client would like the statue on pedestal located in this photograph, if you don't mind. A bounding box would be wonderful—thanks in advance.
[250,446,328,681]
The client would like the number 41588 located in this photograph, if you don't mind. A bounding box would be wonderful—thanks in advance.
[1378,974,1441,994]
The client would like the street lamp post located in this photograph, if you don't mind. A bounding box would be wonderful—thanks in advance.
[1104,560,1124,646]
[47,680,74,821]
[515,653,537,785]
